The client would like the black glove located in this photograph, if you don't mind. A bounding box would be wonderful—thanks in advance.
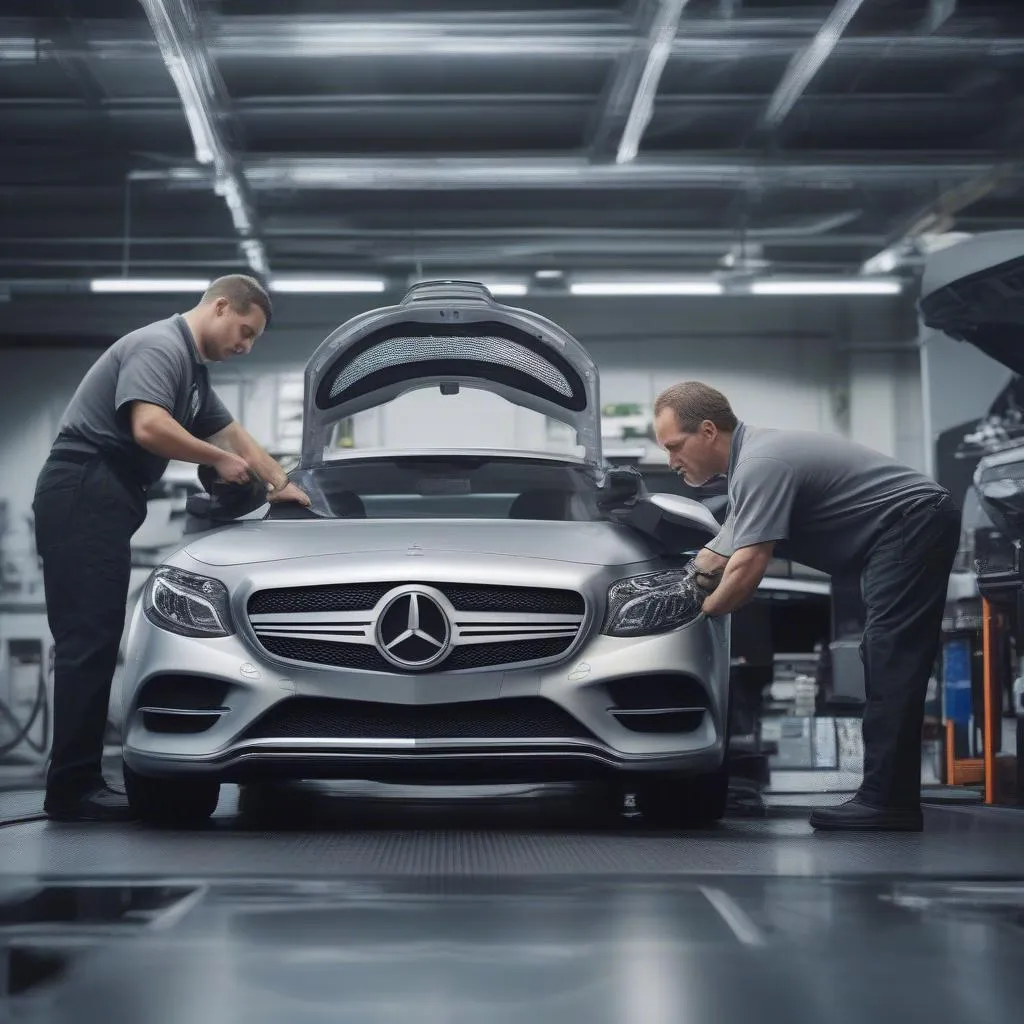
[684,558,724,594]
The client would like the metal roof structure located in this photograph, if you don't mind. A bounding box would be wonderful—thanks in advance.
[3,0,1023,294]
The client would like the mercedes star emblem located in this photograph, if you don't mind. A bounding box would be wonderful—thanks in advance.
[374,587,452,670]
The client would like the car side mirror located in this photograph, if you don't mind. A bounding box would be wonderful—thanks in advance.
[184,465,270,531]
[648,493,722,536]
[596,466,645,510]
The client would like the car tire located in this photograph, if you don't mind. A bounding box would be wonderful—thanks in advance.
[633,765,730,827]
[123,762,220,826]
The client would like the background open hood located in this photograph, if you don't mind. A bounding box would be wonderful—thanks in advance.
[300,281,602,468]
[919,230,1024,374]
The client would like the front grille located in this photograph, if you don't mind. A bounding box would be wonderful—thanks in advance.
[241,696,594,741]
[256,635,574,672]
[248,584,393,616]
[248,581,585,673]
[248,582,583,617]
[443,638,572,670]
[260,636,392,672]
[440,584,583,615]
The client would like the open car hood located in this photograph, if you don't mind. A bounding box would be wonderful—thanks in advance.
[919,230,1024,373]
[300,281,602,468]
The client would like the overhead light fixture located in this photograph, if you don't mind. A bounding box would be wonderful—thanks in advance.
[749,278,903,296]
[90,278,211,293]
[0,38,42,62]
[570,280,724,296]
[535,270,563,280]
[480,282,528,297]
[268,277,387,293]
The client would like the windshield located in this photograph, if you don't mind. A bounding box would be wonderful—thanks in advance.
[287,455,609,522]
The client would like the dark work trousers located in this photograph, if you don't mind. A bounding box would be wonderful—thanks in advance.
[858,493,961,808]
[33,453,147,802]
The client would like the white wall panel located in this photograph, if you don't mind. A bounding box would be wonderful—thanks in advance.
[593,335,842,435]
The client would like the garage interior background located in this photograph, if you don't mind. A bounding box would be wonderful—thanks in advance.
[1,0,1022,783]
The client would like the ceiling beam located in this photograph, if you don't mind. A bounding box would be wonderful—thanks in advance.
[0,92,1006,118]
[922,0,956,33]
[589,0,689,164]
[759,0,867,133]
[862,156,1024,273]
[4,16,1022,61]
[136,0,267,278]
[134,154,1013,191]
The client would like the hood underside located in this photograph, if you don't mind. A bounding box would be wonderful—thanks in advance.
[919,230,1024,374]
[301,281,603,468]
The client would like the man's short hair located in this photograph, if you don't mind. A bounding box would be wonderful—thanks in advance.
[202,274,273,328]
[654,381,738,433]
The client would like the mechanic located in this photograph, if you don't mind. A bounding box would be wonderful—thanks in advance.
[653,381,961,832]
[33,274,310,823]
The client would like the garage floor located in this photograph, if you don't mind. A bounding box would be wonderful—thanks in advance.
[2,783,1024,1021]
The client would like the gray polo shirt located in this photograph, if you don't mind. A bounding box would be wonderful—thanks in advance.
[707,422,947,574]
[56,314,234,486]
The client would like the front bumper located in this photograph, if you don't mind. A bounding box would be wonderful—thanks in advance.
[121,603,730,784]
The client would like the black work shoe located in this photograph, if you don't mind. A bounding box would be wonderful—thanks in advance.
[44,784,137,823]
[809,796,923,832]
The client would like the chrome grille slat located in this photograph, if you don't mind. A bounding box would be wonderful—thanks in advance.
[251,630,378,646]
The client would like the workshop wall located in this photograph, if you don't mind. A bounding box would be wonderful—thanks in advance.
[0,291,921,525]
[0,350,99,596]
[201,291,916,460]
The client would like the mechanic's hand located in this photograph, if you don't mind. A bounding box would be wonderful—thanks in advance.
[268,481,311,506]
[684,558,723,594]
[214,452,252,485]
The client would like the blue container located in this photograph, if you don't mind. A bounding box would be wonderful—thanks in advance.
[942,637,973,725]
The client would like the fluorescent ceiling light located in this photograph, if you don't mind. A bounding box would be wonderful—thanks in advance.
[481,282,528,297]
[750,278,903,296]
[90,278,210,293]
[0,39,42,61]
[570,280,724,296]
[269,277,386,293]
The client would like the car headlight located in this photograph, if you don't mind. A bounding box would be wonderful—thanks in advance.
[603,570,704,637]
[144,567,234,638]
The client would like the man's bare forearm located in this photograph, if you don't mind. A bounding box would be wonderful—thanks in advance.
[701,545,773,617]
[211,423,289,491]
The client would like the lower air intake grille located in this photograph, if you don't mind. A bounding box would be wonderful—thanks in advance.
[241,697,594,741]
[137,674,231,711]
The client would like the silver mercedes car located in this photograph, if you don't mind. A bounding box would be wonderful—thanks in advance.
[120,281,731,826]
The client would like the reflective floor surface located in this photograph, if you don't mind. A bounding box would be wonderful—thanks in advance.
[1,783,1023,1022]
[2,873,1024,1023]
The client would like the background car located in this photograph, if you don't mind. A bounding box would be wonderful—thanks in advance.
[120,281,732,826]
